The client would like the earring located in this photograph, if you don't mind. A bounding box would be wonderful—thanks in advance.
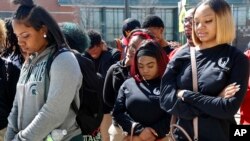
[43,34,47,38]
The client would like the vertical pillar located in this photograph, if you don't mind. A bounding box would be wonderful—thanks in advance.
[101,7,107,41]
[125,0,129,19]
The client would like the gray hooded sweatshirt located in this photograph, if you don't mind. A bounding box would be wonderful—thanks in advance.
[5,46,82,141]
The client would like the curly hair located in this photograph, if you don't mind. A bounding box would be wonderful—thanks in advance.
[1,18,24,64]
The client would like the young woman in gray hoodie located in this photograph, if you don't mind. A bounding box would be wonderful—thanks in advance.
[5,0,83,140]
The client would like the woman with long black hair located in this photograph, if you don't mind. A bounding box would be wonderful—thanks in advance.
[5,0,83,140]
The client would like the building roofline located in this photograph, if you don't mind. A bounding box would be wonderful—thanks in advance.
[59,4,177,9]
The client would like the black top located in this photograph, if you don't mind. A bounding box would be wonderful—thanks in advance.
[160,44,249,141]
[103,60,130,108]
[0,57,21,129]
[113,77,171,138]
[84,47,121,113]
[162,45,174,56]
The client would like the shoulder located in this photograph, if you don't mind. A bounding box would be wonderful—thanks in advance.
[163,45,175,55]
[49,51,82,83]
[51,51,80,72]
[169,44,189,59]
[108,47,121,57]
[74,52,94,66]
[168,45,190,63]
[218,45,249,72]
[54,51,76,62]
[102,47,121,62]
[122,78,136,87]
[110,61,124,70]
[105,61,125,80]
[226,45,248,61]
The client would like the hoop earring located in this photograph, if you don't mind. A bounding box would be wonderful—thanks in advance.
[43,34,47,38]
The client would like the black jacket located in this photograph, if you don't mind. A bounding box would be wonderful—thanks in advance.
[84,47,121,113]
[0,57,21,129]
[103,60,130,108]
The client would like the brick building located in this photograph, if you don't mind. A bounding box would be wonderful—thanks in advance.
[0,0,79,23]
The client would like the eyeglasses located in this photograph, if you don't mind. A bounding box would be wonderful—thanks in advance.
[183,17,193,24]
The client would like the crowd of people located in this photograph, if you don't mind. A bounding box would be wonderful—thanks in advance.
[0,0,249,141]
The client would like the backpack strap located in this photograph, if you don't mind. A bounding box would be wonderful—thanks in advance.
[46,48,70,74]
[190,47,198,141]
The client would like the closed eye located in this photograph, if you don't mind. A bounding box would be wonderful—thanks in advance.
[205,19,213,23]
[21,33,30,39]
[147,65,154,68]
[16,32,30,39]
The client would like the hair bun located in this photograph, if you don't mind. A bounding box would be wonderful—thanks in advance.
[11,0,34,6]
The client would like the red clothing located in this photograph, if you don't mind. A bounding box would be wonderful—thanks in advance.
[168,43,195,60]
[240,49,250,124]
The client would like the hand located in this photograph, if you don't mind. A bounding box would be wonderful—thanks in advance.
[139,127,157,141]
[168,41,181,48]
[177,90,186,99]
[219,83,240,99]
